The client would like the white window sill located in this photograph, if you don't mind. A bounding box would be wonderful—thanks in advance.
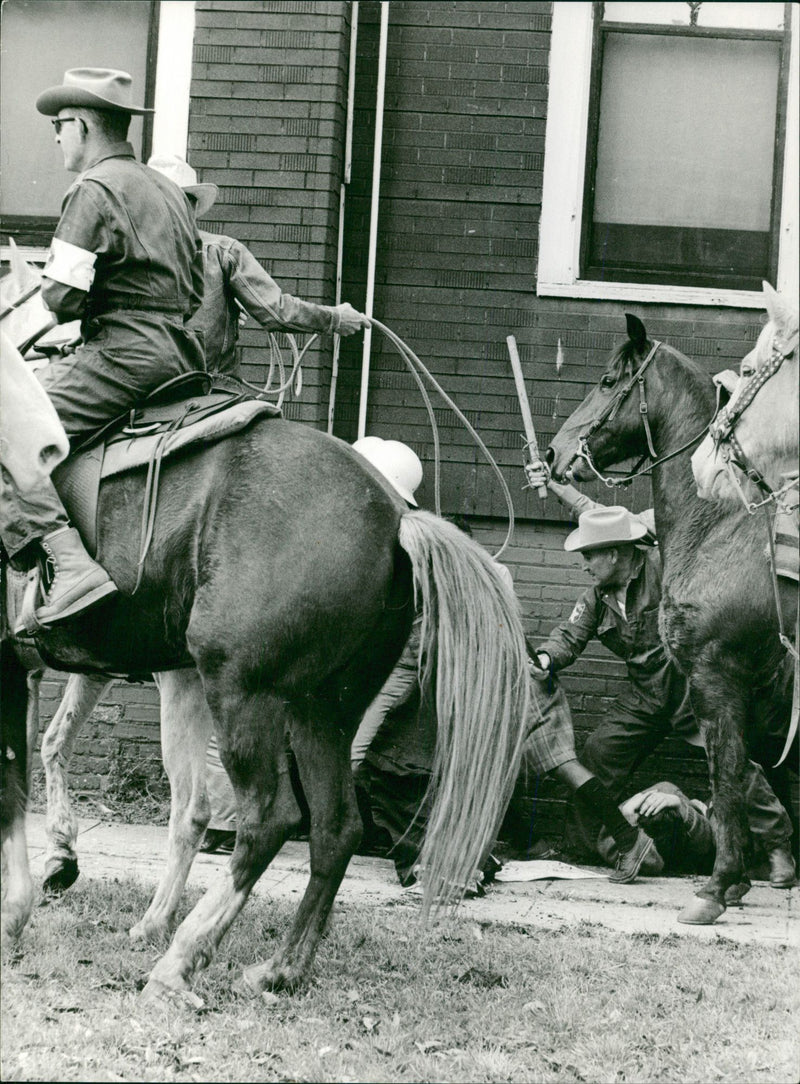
[1,245,49,265]
[537,279,767,309]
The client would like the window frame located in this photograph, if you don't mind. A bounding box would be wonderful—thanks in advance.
[538,1,799,308]
[1,0,195,263]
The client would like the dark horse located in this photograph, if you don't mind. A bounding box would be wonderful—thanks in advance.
[547,315,795,925]
[0,417,530,1003]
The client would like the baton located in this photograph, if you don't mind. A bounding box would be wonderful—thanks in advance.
[507,334,548,500]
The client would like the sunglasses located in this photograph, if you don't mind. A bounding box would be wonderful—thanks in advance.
[51,116,80,135]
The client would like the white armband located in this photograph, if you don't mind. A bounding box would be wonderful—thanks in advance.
[43,238,96,292]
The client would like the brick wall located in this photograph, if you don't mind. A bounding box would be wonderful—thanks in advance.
[188,0,351,426]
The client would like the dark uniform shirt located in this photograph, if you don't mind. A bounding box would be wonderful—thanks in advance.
[539,547,693,723]
[196,232,340,374]
[43,143,204,375]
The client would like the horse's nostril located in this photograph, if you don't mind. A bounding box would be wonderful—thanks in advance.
[544,448,554,466]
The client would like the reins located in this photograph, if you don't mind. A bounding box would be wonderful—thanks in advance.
[574,341,719,489]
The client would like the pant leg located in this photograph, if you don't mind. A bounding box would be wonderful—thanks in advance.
[1,327,191,558]
[743,759,793,854]
[0,467,68,557]
[572,704,671,853]
[205,733,237,831]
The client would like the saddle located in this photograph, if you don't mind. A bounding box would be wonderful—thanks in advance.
[51,371,280,556]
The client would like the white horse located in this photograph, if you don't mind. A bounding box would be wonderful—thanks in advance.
[1,252,228,943]
[691,284,799,508]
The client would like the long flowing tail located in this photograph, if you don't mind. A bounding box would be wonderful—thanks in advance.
[398,510,531,913]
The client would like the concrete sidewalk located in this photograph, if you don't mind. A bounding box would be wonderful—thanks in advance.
[25,813,798,948]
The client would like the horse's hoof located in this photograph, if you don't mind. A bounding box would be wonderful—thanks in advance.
[242,959,300,995]
[678,897,725,925]
[129,920,168,945]
[724,882,751,906]
[139,976,204,1012]
[42,858,79,895]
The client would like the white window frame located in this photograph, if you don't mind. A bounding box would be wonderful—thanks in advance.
[2,0,195,265]
[537,2,798,308]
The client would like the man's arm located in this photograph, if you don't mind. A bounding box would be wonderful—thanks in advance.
[226,239,367,336]
[42,184,108,323]
[525,466,657,543]
[536,587,601,673]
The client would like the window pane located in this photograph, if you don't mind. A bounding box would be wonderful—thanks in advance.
[1,0,151,218]
[603,2,785,30]
[595,34,779,230]
[586,31,781,287]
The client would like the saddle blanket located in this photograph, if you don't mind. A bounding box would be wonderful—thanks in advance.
[52,397,278,556]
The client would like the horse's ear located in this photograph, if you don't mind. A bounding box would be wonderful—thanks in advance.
[625,313,648,348]
[762,281,799,339]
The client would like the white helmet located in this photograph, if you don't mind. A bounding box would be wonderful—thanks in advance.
[352,436,423,506]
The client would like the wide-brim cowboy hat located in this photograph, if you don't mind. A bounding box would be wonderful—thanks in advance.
[147,154,218,218]
[36,68,154,116]
[564,506,648,552]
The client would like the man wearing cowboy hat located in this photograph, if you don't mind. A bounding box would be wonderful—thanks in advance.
[147,154,368,376]
[1,69,205,629]
[527,501,795,888]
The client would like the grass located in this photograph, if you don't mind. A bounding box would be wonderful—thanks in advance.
[2,879,797,1083]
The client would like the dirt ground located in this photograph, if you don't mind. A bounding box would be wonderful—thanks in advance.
[23,813,798,947]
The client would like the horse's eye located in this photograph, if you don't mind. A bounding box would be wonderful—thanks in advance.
[740,363,755,378]
[600,374,616,389]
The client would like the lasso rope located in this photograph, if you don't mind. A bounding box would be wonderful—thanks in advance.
[245,320,517,559]
[368,318,516,559]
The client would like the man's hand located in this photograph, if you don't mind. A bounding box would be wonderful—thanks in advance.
[333,303,370,336]
[625,790,681,818]
[524,461,550,491]
[528,651,552,682]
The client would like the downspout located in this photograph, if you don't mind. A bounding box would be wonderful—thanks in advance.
[327,1,359,434]
[356,0,389,440]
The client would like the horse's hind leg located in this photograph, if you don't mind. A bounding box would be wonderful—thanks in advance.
[679,650,749,925]
[130,669,212,943]
[142,690,301,1004]
[41,672,111,893]
[242,701,362,994]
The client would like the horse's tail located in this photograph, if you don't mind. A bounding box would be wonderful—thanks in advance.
[397,509,531,914]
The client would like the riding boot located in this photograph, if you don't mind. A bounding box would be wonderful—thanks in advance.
[33,527,118,627]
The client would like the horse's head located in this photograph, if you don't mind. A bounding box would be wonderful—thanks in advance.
[692,283,799,505]
[547,314,674,484]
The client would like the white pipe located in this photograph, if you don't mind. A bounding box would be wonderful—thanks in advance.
[356,0,389,440]
[327,1,359,434]
[152,1,196,158]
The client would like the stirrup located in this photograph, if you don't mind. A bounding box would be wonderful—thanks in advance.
[15,568,45,636]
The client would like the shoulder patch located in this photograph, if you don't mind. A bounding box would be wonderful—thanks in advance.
[569,600,586,624]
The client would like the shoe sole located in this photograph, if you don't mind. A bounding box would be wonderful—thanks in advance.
[35,582,119,627]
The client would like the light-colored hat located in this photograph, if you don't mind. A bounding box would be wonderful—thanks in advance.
[147,154,218,218]
[352,437,423,506]
[36,68,153,116]
[564,506,648,552]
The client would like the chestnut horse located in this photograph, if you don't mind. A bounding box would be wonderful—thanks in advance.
[546,315,795,925]
[0,336,530,1007]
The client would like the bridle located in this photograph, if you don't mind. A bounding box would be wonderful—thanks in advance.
[706,329,799,517]
[573,341,717,488]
